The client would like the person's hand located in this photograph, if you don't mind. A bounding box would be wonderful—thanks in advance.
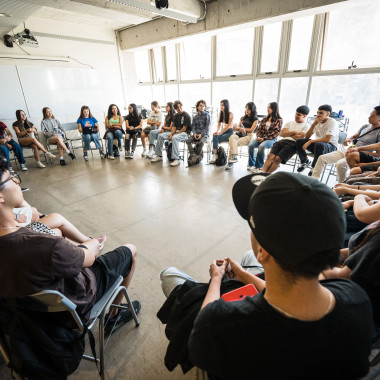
[6,143,12,149]
[334,183,347,188]
[345,147,358,156]
[209,259,227,280]
[169,135,173,141]
[355,194,375,205]
[342,200,354,211]
[31,207,40,222]
[160,129,165,133]
[343,139,351,147]
[225,258,246,283]
[302,141,311,151]
[213,131,218,136]
[333,186,348,196]
[257,137,263,143]
[14,213,27,223]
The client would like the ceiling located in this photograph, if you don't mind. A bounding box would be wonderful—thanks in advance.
[0,0,205,37]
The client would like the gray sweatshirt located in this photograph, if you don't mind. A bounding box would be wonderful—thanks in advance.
[191,111,210,138]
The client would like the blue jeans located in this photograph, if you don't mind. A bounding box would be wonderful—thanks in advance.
[82,133,101,151]
[212,129,234,151]
[248,138,276,168]
[106,130,123,155]
[0,140,25,166]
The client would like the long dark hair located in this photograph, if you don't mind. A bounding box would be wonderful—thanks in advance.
[42,107,54,120]
[268,102,281,122]
[107,104,121,120]
[243,102,257,123]
[165,102,175,126]
[219,99,230,124]
[352,223,380,254]
[16,109,26,123]
[79,105,94,119]
[129,103,139,118]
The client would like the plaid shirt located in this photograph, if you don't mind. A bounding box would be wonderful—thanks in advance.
[0,122,8,139]
[255,116,283,140]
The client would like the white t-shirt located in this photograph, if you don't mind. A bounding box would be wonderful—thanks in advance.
[282,121,310,141]
[148,111,163,130]
[314,117,339,148]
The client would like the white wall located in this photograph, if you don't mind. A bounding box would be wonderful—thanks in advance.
[0,16,125,131]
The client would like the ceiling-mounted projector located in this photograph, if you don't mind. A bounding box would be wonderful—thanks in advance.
[154,0,168,10]
[4,29,39,48]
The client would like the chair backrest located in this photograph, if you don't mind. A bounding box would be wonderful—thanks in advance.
[27,290,83,329]
[62,122,81,140]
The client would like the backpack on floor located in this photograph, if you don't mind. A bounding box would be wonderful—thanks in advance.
[166,142,173,161]
[0,298,95,380]
[215,146,227,166]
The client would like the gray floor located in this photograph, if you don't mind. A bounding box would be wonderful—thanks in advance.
[1,150,258,380]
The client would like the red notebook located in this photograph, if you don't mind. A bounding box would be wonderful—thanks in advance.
[221,284,258,302]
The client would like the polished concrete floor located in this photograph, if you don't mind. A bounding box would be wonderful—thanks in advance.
[1,149,263,380]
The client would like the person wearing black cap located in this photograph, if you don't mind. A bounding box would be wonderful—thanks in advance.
[184,172,373,380]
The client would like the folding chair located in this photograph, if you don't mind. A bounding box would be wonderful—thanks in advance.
[0,275,139,380]
[62,122,83,153]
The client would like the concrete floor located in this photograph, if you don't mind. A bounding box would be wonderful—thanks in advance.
[0,149,260,380]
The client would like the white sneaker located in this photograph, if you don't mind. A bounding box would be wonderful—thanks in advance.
[147,149,154,158]
[119,147,123,152]
[209,154,218,164]
[141,149,147,157]
[251,168,262,173]
[229,155,238,164]
[46,152,55,159]
[247,166,253,171]
[170,159,180,167]
[109,155,115,160]
[21,164,28,171]
[36,161,45,168]
[225,163,233,170]
[151,156,162,163]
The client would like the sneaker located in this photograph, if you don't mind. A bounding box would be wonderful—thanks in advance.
[46,152,55,159]
[209,154,218,164]
[228,154,238,164]
[36,161,45,168]
[8,166,14,174]
[60,159,67,166]
[141,149,147,157]
[225,163,234,170]
[147,149,154,158]
[129,151,134,159]
[96,235,107,250]
[119,146,123,152]
[125,151,130,159]
[109,155,115,160]
[83,153,88,161]
[151,156,162,163]
[68,152,76,160]
[100,150,105,159]
[297,159,310,173]
[247,166,253,171]
[20,164,28,171]
[104,300,141,336]
[21,187,29,192]
[170,159,180,167]
[114,150,120,158]
[251,168,262,173]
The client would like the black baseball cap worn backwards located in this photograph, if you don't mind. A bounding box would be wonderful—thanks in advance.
[232,172,346,266]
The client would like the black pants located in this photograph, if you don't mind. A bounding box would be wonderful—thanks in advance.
[125,130,141,152]
[295,139,337,167]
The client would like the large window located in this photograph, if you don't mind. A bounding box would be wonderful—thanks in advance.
[287,16,314,71]
[254,79,279,115]
[165,43,177,81]
[308,73,380,134]
[260,22,282,73]
[179,36,211,80]
[135,86,152,108]
[212,81,253,120]
[165,84,179,103]
[152,85,165,106]
[279,77,309,123]
[216,28,254,77]
[178,83,211,113]
[152,47,164,83]
[134,50,151,83]
[321,0,380,70]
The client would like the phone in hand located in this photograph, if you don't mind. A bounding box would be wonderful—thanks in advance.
[221,284,258,302]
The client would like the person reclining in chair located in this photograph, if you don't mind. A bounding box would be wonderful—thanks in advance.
[0,156,140,331]
[160,172,373,380]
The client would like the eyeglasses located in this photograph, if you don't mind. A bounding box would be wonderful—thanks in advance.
[0,173,21,187]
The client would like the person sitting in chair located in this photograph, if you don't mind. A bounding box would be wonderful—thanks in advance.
[0,156,140,328]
